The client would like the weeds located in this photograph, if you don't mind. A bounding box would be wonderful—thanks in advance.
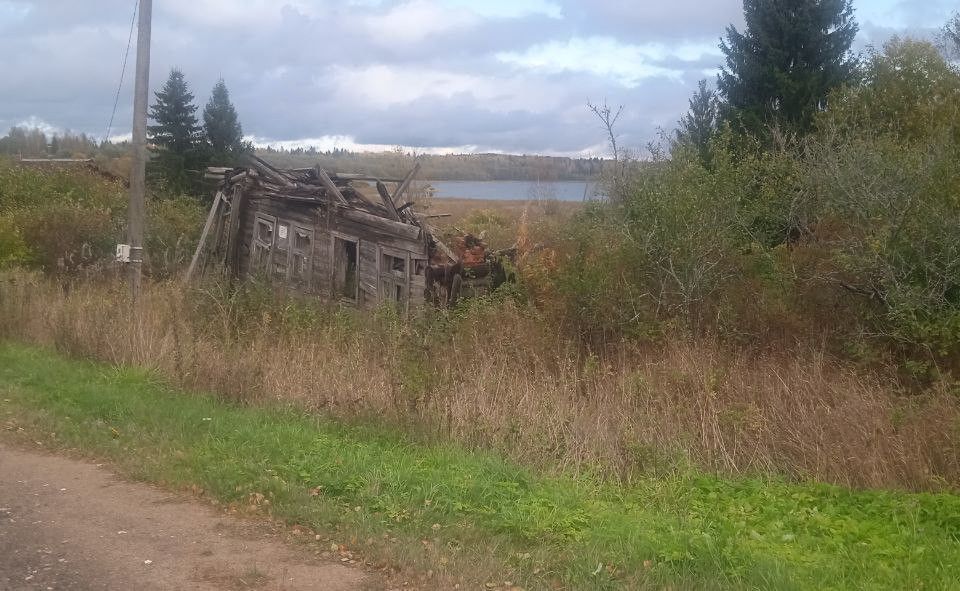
[1,271,957,491]
[2,342,959,590]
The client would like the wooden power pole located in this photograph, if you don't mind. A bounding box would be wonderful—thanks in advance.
[128,0,152,301]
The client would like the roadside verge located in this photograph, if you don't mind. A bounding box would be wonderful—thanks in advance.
[2,342,958,590]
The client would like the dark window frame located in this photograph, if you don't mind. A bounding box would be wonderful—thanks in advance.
[251,214,277,273]
[377,246,410,309]
[289,225,314,287]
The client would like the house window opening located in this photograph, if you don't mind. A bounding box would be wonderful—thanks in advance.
[252,216,275,271]
[272,222,290,279]
[382,253,407,278]
[290,227,312,284]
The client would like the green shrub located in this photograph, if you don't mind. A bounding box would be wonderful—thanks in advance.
[548,135,803,343]
[801,39,960,359]
[16,201,121,273]
[0,214,28,268]
[145,196,205,278]
[540,38,960,366]
[0,157,206,278]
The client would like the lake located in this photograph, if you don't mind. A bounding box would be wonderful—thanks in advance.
[428,180,603,202]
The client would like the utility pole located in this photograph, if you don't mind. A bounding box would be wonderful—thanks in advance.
[128,0,152,302]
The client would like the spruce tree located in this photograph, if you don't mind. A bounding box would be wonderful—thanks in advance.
[148,69,204,193]
[718,0,859,137]
[203,79,245,161]
[149,69,202,154]
[676,79,719,167]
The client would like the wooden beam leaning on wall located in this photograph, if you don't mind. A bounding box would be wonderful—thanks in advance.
[183,191,224,284]
[223,185,247,278]
[392,162,422,221]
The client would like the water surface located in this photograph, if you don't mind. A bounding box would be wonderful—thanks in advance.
[429,180,602,201]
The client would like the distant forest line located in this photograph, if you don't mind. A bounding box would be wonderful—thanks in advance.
[0,127,610,182]
[257,147,609,181]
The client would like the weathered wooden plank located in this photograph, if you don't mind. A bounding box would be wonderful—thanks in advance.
[392,162,422,206]
[184,191,223,284]
[341,187,382,211]
[246,155,295,188]
[332,173,404,183]
[326,222,424,253]
[314,166,349,205]
[339,208,421,241]
[376,181,402,221]
[210,200,228,257]
[224,186,247,277]
[358,243,379,284]
[227,170,250,184]
[419,220,457,263]
[248,200,318,226]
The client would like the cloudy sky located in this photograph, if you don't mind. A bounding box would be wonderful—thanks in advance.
[1,0,955,155]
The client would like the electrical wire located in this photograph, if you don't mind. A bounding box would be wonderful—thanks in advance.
[103,0,140,145]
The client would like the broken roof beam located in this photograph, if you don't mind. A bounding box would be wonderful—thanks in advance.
[342,186,383,211]
[332,173,405,183]
[313,166,349,205]
[246,154,295,188]
[340,207,421,240]
[392,162,422,208]
[376,180,402,221]
[419,219,458,263]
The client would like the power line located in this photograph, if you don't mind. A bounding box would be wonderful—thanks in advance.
[103,0,140,145]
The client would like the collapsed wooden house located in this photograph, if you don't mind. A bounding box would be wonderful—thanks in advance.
[187,156,501,309]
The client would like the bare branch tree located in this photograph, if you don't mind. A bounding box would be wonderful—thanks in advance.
[588,100,623,160]
[587,100,627,201]
[940,11,960,60]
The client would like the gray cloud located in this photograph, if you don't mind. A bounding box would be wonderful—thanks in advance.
[0,0,948,154]
[555,0,744,42]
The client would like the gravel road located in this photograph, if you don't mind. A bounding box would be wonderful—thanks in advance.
[0,444,369,591]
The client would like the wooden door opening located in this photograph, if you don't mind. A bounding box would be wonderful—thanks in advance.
[333,236,358,301]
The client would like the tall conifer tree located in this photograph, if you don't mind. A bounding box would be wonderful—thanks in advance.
[676,79,719,167]
[718,0,859,137]
[203,79,245,159]
[148,69,204,194]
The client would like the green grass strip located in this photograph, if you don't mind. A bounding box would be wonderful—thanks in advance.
[1,342,958,590]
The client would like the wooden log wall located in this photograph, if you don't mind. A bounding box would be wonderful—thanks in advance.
[235,195,428,309]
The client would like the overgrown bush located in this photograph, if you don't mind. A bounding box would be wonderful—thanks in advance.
[544,134,803,344]
[0,158,205,277]
[800,39,960,361]
[16,201,121,273]
[541,38,960,367]
[145,196,205,278]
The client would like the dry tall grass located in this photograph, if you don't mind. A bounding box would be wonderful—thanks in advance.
[1,271,957,491]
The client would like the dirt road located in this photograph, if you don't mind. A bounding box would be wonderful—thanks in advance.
[0,444,370,590]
